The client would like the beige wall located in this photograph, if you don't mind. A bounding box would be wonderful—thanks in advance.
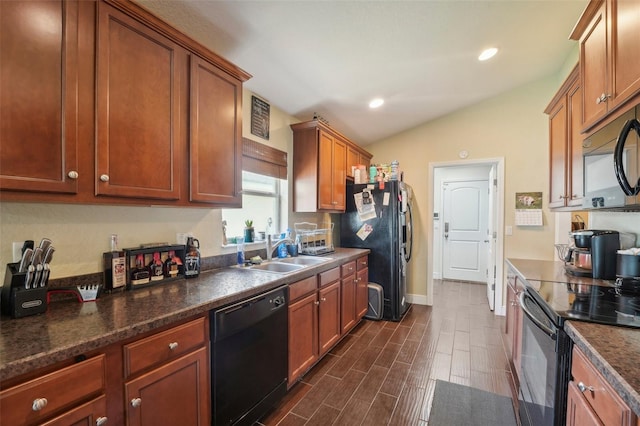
[366,73,562,308]
[0,89,306,281]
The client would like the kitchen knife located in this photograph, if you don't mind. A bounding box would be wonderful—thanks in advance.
[39,263,50,287]
[22,240,34,255]
[28,248,43,289]
[18,248,33,272]
[24,264,35,289]
[43,246,55,265]
[38,238,52,252]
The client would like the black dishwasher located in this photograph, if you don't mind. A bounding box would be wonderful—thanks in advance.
[211,285,288,426]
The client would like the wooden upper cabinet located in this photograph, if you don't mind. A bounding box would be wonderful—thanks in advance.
[189,55,242,205]
[346,144,372,179]
[546,66,583,209]
[95,1,183,200]
[608,0,640,111]
[579,1,608,130]
[0,0,79,194]
[292,120,367,213]
[548,96,568,208]
[573,0,640,131]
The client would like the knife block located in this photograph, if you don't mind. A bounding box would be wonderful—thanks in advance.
[1,263,48,318]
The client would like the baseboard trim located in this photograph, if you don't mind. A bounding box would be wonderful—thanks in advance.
[407,293,429,306]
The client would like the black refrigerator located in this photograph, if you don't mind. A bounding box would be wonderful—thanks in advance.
[340,180,413,321]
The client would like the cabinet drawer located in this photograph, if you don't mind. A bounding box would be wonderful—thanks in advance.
[0,355,105,426]
[356,256,368,270]
[341,261,356,277]
[124,317,206,377]
[289,276,317,301]
[319,267,340,287]
[572,346,634,426]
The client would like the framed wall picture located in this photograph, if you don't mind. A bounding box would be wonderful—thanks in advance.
[251,96,270,140]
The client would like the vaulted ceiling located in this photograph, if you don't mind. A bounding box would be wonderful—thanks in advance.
[137,0,588,145]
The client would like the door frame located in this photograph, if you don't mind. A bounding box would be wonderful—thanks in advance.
[427,157,506,316]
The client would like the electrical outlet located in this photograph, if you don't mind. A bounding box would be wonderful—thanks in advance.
[12,241,24,262]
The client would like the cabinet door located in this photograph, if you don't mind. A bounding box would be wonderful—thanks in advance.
[346,145,359,178]
[125,347,209,426]
[319,281,341,355]
[288,292,319,384]
[189,55,242,205]
[41,395,107,426]
[96,2,182,200]
[0,0,79,193]
[548,97,568,208]
[332,137,347,211]
[566,381,603,426]
[580,2,608,129]
[341,273,357,334]
[318,131,335,210]
[608,0,640,111]
[356,267,369,319]
[567,80,584,207]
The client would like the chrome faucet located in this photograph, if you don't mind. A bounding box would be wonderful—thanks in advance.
[266,235,295,261]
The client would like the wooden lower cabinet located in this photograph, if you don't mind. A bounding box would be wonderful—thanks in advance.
[0,355,107,426]
[123,317,209,426]
[340,261,357,334]
[356,256,369,318]
[124,347,209,426]
[41,395,107,426]
[288,259,368,386]
[288,291,319,383]
[567,346,636,426]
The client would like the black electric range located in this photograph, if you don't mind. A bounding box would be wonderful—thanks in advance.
[524,277,640,329]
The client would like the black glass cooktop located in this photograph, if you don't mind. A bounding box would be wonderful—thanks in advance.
[525,278,640,329]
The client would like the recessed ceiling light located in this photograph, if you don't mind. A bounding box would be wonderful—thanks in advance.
[369,98,384,109]
[478,47,498,61]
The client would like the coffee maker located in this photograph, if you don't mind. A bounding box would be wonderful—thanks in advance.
[566,230,620,279]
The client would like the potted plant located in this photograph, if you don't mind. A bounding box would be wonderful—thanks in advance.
[244,220,254,243]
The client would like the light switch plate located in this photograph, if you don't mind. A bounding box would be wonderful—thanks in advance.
[505,226,513,236]
[12,241,23,262]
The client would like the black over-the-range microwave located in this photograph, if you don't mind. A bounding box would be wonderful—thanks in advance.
[582,103,640,210]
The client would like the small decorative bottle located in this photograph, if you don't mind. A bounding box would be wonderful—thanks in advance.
[130,253,150,286]
[149,252,164,281]
[164,250,180,278]
[184,237,201,278]
[103,234,126,292]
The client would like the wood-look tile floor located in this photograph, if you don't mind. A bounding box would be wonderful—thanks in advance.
[258,279,516,426]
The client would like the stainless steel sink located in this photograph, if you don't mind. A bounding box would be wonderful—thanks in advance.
[249,262,305,273]
[277,256,333,266]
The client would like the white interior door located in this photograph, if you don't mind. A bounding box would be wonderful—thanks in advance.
[486,166,497,310]
[442,180,489,282]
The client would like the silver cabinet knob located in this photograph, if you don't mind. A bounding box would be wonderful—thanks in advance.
[314,301,320,305]
[577,382,594,393]
[130,397,142,408]
[67,171,79,179]
[96,417,108,426]
[100,174,109,182]
[168,342,178,350]
[321,297,327,302]
[596,93,610,104]
[32,397,48,411]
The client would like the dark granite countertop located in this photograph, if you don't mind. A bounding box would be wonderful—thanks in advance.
[507,258,640,417]
[565,321,640,418]
[0,248,369,382]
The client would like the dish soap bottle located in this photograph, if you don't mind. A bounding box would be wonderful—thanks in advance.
[184,236,201,278]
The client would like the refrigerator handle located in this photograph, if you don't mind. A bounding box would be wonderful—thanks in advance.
[444,222,449,239]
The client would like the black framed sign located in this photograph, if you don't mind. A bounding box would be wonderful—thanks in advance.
[251,96,270,140]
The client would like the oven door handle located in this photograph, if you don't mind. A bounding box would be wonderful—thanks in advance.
[519,291,557,339]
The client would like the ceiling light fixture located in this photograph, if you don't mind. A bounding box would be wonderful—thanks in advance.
[478,47,498,61]
[369,98,384,109]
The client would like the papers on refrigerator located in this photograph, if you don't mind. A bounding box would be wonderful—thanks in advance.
[354,190,376,221]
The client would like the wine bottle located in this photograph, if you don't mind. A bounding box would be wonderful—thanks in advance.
[130,253,150,286]
[103,234,126,292]
[149,252,164,281]
[184,237,201,278]
[164,250,180,278]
